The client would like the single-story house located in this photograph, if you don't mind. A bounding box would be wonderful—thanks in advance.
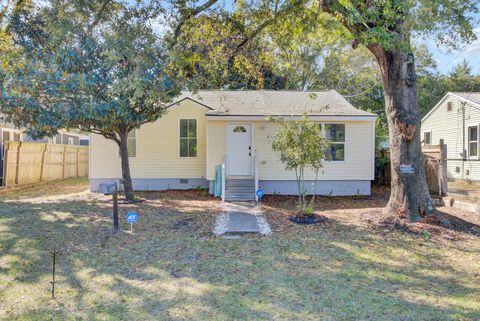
[89,90,377,200]
[0,122,85,146]
[421,92,480,181]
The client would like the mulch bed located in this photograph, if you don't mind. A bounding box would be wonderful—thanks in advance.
[370,208,480,241]
[260,186,480,241]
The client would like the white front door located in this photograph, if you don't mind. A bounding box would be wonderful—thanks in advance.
[226,124,252,176]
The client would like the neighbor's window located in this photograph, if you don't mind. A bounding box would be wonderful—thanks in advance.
[179,119,197,157]
[324,124,345,161]
[128,130,136,157]
[447,101,453,111]
[423,132,431,145]
[468,126,478,157]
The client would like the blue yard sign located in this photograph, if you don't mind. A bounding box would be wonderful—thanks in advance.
[256,189,265,199]
[126,211,138,231]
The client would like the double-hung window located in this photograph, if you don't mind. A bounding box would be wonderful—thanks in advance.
[127,130,136,157]
[423,131,431,145]
[118,130,136,157]
[323,124,345,161]
[468,126,478,157]
[179,119,197,157]
[2,131,10,144]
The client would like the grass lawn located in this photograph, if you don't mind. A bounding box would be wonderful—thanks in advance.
[1,179,479,320]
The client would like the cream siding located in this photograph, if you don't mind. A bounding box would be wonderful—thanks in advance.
[421,94,480,180]
[90,100,208,179]
[206,119,375,181]
[205,120,226,180]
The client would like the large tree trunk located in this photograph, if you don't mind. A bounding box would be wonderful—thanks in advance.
[368,44,436,222]
[118,128,135,201]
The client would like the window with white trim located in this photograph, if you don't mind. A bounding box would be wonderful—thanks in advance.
[322,124,345,161]
[127,130,136,157]
[2,131,10,143]
[423,131,431,145]
[468,126,478,157]
[179,119,197,157]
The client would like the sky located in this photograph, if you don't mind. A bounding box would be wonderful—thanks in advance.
[422,30,480,75]
[420,11,480,75]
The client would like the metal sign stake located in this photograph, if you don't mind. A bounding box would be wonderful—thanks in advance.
[50,249,58,299]
[113,191,119,230]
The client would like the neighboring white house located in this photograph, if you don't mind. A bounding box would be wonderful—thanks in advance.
[89,90,377,200]
[421,92,480,181]
[0,122,85,147]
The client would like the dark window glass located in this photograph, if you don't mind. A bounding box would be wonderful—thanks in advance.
[122,129,136,157]
[325,124,345,142]
[469,126,478,157]
[2,132,10,143]
[424,132,431,145]
[469,127,477,141]
[233,126,247,133]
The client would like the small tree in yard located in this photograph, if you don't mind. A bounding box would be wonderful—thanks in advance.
[0,1,179,200]
[270,114,329,216]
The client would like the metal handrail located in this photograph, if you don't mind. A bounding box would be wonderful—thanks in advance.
[254,155,259,202]
[221,156,226,202]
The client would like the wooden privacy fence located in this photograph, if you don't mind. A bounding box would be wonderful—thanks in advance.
[2,142,88,186]
[376,141,447,197]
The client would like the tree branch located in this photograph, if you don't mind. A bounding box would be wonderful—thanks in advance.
[228,0,306,65]
[172,0,219,42]
[86,0,113,35]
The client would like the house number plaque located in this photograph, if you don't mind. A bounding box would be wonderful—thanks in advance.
[400,164,415,174]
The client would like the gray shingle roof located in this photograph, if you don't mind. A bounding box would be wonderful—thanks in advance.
[451,92,480,106]
[175,90,375,117]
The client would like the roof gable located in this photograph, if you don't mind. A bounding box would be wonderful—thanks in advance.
[422,92,480,123]
[165,97,214,111]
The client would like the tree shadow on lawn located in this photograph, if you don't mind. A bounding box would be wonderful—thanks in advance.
[1,193,479,320]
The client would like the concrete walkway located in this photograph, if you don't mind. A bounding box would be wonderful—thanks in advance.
[214,202,272,236]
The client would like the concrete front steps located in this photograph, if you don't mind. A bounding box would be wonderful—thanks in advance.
[225,179,255,202]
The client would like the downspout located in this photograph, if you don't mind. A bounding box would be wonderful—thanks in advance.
[461,101,466,179]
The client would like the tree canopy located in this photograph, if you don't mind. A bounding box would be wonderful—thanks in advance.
[0,0,180,199]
